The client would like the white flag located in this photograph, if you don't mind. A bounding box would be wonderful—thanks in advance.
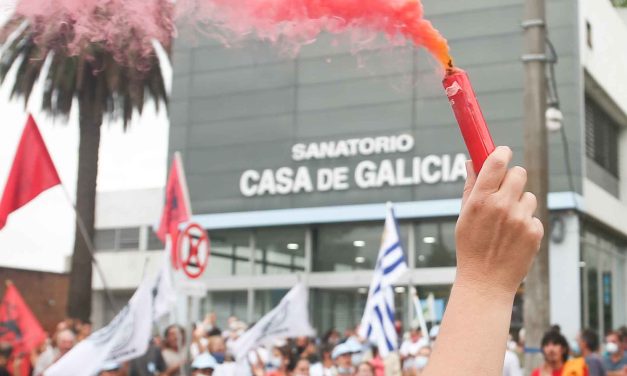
[45,268,170,376]
[153,247,177,321]
[231,283,314,361]
[410,287,430,345]
[425,293,436,322]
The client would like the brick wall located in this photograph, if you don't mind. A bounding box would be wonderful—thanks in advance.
[0,267,69,335]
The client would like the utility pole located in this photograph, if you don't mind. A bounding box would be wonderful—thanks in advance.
[522,0,550,373]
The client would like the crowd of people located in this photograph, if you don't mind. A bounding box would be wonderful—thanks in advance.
[525,325,627,376]
[4,311,625,376]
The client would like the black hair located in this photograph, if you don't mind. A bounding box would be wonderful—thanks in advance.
[580,329,600,352]
[164,324,185,340]
[541,329,569,362]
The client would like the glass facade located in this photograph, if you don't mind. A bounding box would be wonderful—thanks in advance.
[415,220,457,268]
[255,228,306,274]
[195,218,458,334]
[184,215,625,337]
[313,223,409,272]
[207,230,252,276]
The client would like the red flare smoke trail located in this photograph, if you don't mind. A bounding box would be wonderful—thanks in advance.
[6,0,452,69]
[177,0,452,67]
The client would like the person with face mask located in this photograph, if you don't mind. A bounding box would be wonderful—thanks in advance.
[267,347,291,376]
[331,343,354,376]
[207,336,227,365]
[603,331,627,375]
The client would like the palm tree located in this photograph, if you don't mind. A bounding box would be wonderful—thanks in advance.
[0,5,171,321]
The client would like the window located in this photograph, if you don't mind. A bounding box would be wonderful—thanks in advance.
[415,220,457,268]
[118,228,140,250]
[585,96,620,177]
[206,230,252,276]
[94,228,140,251]
[255,227,306,274]
[94,229,117,251]
[313,223,409,272]
[203,291,248,328]
[147,226,165,250]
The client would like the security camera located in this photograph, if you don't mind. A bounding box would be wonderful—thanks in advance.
[546,106,563,132]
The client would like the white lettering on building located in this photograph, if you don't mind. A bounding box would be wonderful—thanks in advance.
[240,133,468,197]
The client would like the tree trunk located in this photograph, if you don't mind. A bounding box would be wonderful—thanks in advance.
[66,96,102,322]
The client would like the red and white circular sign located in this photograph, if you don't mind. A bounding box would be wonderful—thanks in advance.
[176,223,211,279]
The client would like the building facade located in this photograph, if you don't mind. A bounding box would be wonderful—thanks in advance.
[93,0,627,341]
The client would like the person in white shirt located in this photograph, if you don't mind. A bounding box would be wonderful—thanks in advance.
[400,326,428,367]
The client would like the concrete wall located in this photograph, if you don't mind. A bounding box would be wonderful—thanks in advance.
[580,0,627,235]
[169,0,583,215]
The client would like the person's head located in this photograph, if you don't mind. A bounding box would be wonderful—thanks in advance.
[164,325,185,350]
[290,358,310,376]
[323,329,340,346]
[618,326,627,351]
[605,331,624,356]
[192,352,218,376]
[56,329,76,355]
[410,326,422,342]
[269,346,290,371]
[295,336,310,351]
[98,362,121,376]
[356,362,375,376]
[79,321,92,337]
[541,330,569,365]
[320,345,334,365]
[577,329,599,355]
[332,343,353,372]
[207,335,226,363]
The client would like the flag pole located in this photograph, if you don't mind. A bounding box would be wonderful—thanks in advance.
[410,287,430,345]
[59,185,118,313]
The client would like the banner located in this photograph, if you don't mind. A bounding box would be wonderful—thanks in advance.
[0,283,46,354]
[45,266,174,376]
[231,284,314,361]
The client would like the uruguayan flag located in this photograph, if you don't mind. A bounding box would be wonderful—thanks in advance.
[359,203,408,357]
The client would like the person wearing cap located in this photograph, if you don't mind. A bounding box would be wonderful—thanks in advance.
[332,343,354,375]
[98,361,122,376]
[191,352,218,376]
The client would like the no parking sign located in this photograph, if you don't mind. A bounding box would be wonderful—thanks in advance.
[176,223,211,279]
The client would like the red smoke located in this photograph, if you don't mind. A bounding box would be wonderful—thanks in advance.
[178,0,452,66]
[7,0,451,70]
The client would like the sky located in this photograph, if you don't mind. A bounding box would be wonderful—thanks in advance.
[0,7,171,273]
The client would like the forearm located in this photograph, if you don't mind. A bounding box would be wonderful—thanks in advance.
[422,279,515,376]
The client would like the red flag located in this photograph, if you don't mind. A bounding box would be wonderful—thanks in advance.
[156,152,192,269]
[0,115,61,230]
[0,283,47,357]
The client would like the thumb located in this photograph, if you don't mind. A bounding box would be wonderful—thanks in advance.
[461,160,477,207]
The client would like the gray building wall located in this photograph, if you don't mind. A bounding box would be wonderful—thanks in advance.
[168,0,582,215]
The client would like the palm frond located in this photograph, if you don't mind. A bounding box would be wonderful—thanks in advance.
[0,15,171,129]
